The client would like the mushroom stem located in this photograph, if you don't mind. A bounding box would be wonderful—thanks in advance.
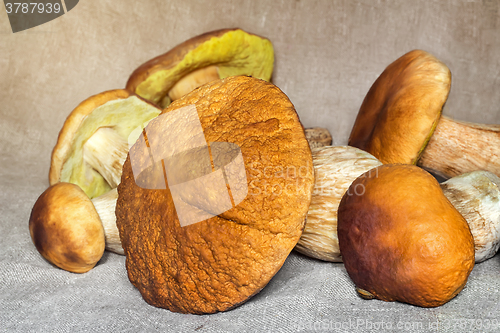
[167,66,220,102]
[83,127,128,188]
[418,116,500,179]
[295,146,382,262]
[91,188,123,255]
[440,171,500,263]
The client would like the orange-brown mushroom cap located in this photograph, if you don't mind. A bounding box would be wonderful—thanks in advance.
[337,164,475,307]
[116,76,314,314]
[348,50,451,165]
[29,182,105,273]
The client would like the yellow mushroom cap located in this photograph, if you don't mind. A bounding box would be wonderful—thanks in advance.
[49,90,161,198]
[126,28,274,108]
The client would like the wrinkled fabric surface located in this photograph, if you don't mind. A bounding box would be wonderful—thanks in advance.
[2,181,500,332]
[1,0,500,332]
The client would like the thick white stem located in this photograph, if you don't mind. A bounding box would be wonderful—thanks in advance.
[441,171,500,263]
[92,188,123,255]
[418,116,500,179]
[83,127,128,188]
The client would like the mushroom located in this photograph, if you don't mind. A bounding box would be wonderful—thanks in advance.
[126,28,274,108]
[348,49,500,179]
[49,90,161,198]
[295,146,382,261]
[338,164,475,308]
[29,183,123,272]
[116,76,314,314]
[441,170,500,263]
[29,183,106,273]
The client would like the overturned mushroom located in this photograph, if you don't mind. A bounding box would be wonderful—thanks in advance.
[126,28,274,108]
[348,49,500,179]
[295,146,382,261]
[441,171,500,263]
[49,90,161,198]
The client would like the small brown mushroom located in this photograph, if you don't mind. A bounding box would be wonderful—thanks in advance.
[29,183,123,274]
[29,183,106,273]
[49,90,161,198]
[441,170,500,263]
[295,146,382,261]
[348,49,500,179]
[126,28,274,108]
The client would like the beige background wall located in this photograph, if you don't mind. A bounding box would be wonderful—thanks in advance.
[1,2,500,330]
[1,0,499,185]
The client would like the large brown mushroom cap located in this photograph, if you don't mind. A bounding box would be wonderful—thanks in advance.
[348,50,451,165]
[338,164,475,308]
[29,182,105,273]
[116,76,314,314]
[126,28,274,107]
[50,90,161,198]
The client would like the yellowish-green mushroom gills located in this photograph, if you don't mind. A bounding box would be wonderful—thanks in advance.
[126,28,274,108]
[50,90,161,199]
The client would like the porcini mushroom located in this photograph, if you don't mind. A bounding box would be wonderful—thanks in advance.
[49,90,161,198]
[116,76,314,314]
[29,183,123,272]
[441,170,500,263]
[295,146,382,261]
[126,28,274,108]
[348,49,500,179]
[29,182,106,273]
[338,164,475,308]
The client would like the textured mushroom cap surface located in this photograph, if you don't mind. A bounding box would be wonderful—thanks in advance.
[338,164,475,308]
[348,50,451,165]
[126,28,274,106]
[29,182,105,273]
[295,146,382,262]
[116,76,314,314]
[50,90,161,198]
